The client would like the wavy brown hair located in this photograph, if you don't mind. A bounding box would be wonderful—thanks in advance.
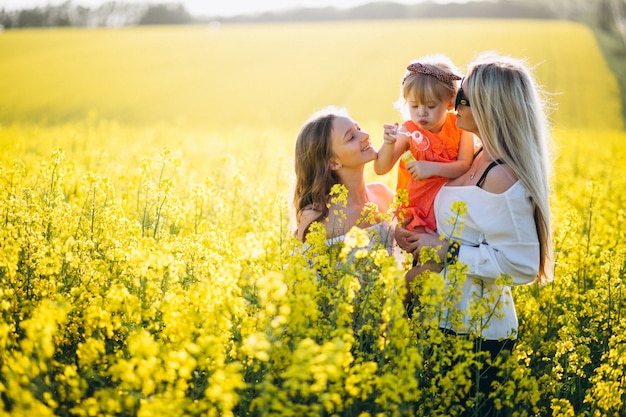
[293,109,343,230]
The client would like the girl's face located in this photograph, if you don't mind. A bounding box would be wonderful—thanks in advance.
[330,116,376,169]
[406,95,453,134]
[454,78,478,135]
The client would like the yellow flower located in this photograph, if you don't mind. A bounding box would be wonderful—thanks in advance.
[76,337,105,369]
[242,332,271,362]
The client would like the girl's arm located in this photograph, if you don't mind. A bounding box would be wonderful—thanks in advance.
[374,123,410,175]
[406,130,474,180]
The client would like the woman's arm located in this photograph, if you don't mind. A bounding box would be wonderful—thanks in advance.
[412,223,538,285]
[427,181,539,285]
[456,240,539,285]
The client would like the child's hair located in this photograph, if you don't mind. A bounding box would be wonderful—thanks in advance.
[394,54,461,120]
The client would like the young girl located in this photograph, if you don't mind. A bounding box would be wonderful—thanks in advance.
[374,55,474,263]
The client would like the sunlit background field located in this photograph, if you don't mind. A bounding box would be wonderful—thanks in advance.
[0,19,625,416]
[1,20,622,188]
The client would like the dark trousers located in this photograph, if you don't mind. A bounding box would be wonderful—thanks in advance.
[444,329,515,417]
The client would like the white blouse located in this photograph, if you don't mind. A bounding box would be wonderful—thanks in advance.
[324,221,395,252]
[316,221,404,269]
[434,181,540,339]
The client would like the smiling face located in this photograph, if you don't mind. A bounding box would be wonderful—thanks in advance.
[330,116,376,170]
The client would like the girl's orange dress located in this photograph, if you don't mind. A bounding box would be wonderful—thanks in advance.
[397,112,463,231]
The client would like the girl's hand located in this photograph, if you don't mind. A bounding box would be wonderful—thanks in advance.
[407,160,435,181]
[383,123,398,145]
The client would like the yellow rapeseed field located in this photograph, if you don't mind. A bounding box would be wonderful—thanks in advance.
[0,19,624,416]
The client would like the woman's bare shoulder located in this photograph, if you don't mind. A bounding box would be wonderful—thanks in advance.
[367,182,394,197]
[296,207,324,240]
[481,164,518,194]
[366,182,394,211]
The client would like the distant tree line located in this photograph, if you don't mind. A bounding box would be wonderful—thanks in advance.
[225,1,558,23]
[0,0,624,48]
[599,0,626,46]
[0,1,193,29]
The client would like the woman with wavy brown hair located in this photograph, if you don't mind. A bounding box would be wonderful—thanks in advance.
[293,107,394,247]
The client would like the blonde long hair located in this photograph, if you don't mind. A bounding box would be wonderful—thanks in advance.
[466,53,553,282]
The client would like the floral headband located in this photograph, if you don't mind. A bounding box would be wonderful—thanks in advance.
[402,62,461,86]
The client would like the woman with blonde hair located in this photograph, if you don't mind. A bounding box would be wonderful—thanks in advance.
[395,52,553,415]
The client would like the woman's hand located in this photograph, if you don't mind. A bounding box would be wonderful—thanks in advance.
[395,218,451,261]
[394,217,419,254]
[413,228,447,260]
